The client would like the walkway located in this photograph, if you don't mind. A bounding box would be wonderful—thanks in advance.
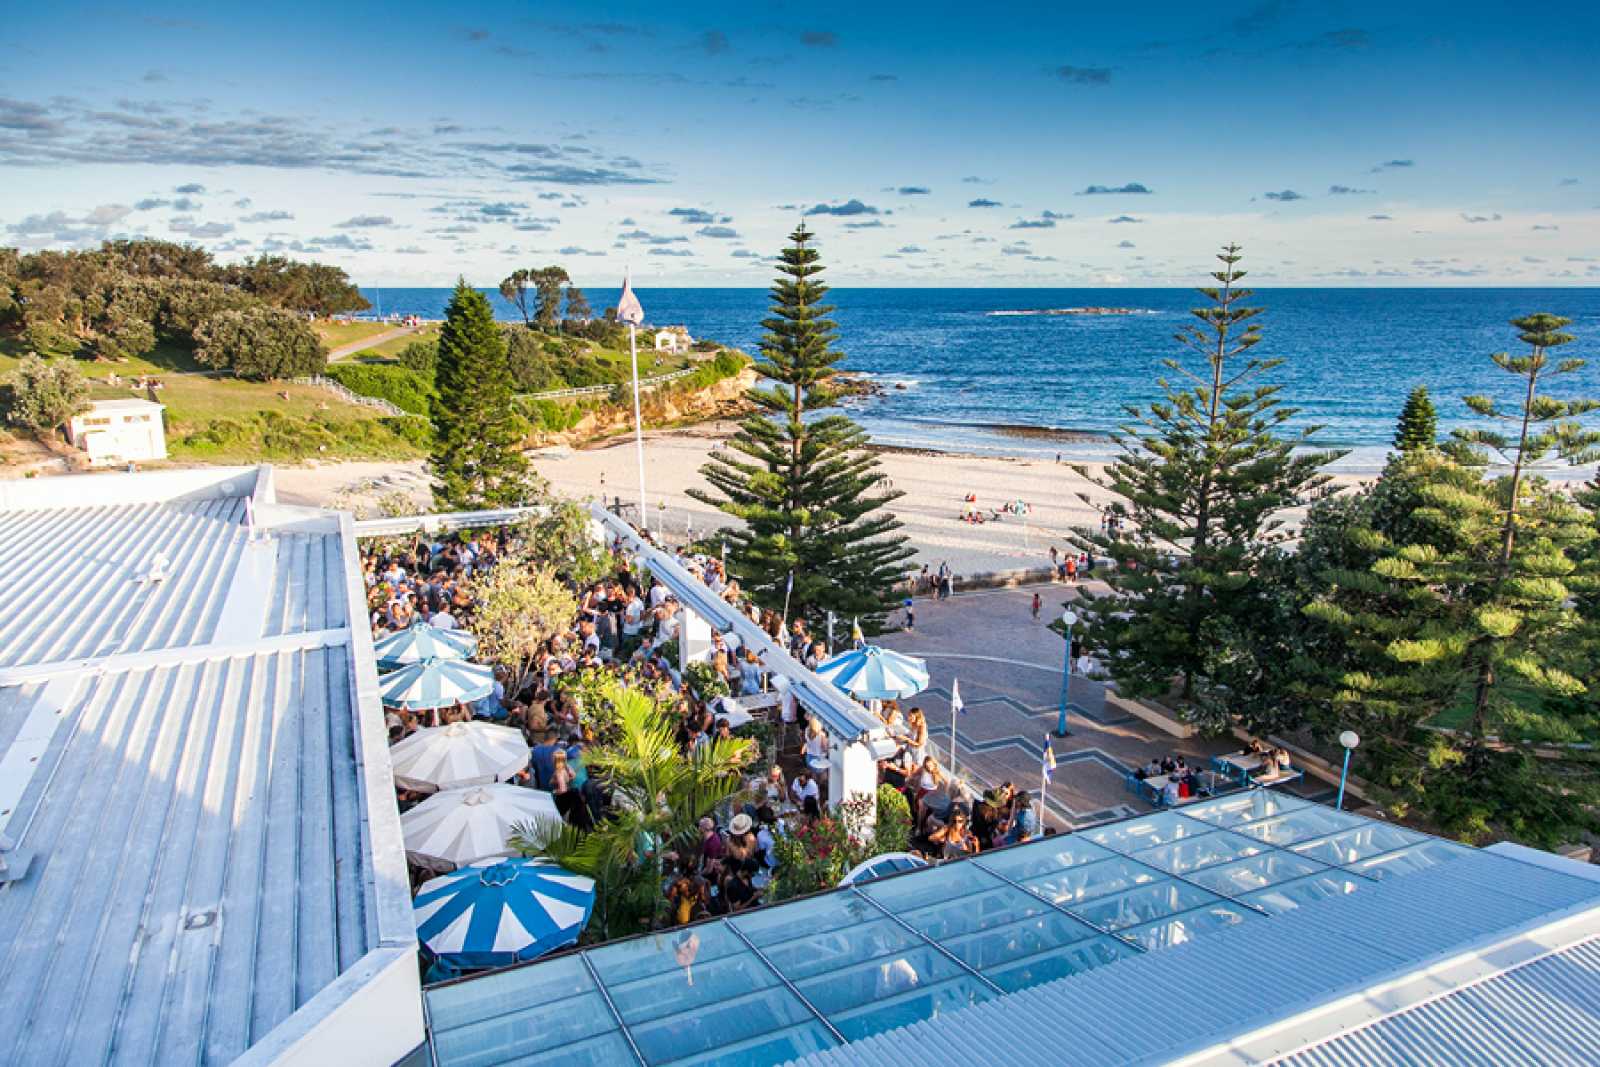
[878,581,1252,830]
[328,324,422,361]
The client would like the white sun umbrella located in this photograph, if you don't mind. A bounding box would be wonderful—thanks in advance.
[389,721,530,793]
[402,784,561,872]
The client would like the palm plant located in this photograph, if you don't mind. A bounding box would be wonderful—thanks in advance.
[508,679,753,939]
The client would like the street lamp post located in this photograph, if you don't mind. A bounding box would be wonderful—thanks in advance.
[1336,730,1360,811]
[1056,607,1080,737]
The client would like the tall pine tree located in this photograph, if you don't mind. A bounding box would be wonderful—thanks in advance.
[430,280,533,509]
[1072,244,1341,722]
[1393,384,1437,452]
[1297,314,1600,844]
[689,224,912,625]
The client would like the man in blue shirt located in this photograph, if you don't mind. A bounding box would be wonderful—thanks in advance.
[530,729,561,790]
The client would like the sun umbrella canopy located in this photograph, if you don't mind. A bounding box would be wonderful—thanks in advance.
[402,784,560,872]
[379,657,495,711]
[390,721,530,793]
[815,644,930,700]
[414,858,595,971]
[373,620,478,671]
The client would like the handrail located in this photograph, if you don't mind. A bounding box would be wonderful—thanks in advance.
[353,506,548,538]
[588,502,883,741]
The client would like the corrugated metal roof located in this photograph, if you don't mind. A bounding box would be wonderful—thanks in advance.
[1273,936,1600,1066]
[0,497,246,667]
[0,643,377,1065]
[786,851,1600,1067]
[264,530,350,636]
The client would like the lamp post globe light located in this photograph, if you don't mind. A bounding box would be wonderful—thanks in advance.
[1056,608,1080,737]
[1336,730,1360,811]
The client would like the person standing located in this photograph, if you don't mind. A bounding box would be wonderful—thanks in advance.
[903,597,915,631]
[1031,592,1042,621]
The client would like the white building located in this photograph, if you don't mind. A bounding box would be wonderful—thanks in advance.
[66,398,167,465]
[653,325,693,355]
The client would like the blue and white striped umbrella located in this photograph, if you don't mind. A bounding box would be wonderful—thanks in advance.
[378,657,495,711]
[373,621,478,671]
[414,858,595,971]
[815,644,930,700]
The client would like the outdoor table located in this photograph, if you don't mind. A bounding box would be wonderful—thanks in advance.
[1212,752,1267,783]
[1249,766,1304,789]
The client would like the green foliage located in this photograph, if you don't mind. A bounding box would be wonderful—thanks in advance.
[504,325,562,392]
[498,266,570,330]
[395,338,437,378]
[1393,384,1438,452]
[217,255,369,316]
[517,396,588,433]
[509,681,753,939]
[682,661,730,702]
[515,500,610,584]
[2,354,90,431]
[171,409,424,461]
[192,306,327,380]
[1071,245,1343,722]
[468,555,577,697]
[1290,314,1600,845]
[564,285,592,322]
[325,362,435,415]
[769,793,880,902]
[874,783,913,854]
[430,281,534,509]
[689,224,913,628]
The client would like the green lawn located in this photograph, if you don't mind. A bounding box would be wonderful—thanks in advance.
[1428,680,1600,746]
[311,320,397,350]
[356,324,440,360]
[2,335,425,465]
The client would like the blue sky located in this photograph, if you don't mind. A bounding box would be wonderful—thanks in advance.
[3,1,1598,286]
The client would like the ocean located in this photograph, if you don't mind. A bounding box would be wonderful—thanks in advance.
[360,287,1600,474]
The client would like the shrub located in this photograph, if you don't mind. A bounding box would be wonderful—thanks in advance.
[325,362,435,415]
[683,660,730,702]
[396,338,437,378]
[193,306,326,380]
[874,783,913,854]
[2,355,90,431]
[381,414,433,448]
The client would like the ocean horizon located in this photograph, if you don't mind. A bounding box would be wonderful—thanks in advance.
[359,286,1600,474]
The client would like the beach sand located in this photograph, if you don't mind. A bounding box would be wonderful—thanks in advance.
[273,423,1369,579]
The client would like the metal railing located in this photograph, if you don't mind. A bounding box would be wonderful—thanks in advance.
[291,376,420,418]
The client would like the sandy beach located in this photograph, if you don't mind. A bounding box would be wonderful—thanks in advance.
[273,423,1370,578]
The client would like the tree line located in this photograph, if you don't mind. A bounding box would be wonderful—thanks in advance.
[1074,245,1600,848]
[0,239,366,376]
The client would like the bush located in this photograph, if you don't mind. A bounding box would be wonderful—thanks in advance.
[683,660,730,702]
[874,784,912,854]
[325,363,435,415]
[171,410,426,461]
[396,338,437,378]
[2,355,90,431]
[193,306,326,380]
[381,414,433,448]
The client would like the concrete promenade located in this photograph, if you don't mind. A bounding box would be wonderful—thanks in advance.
[876,580,1304,831]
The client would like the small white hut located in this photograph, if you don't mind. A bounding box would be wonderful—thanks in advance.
[67,398,167,466]
[653,325,693,355]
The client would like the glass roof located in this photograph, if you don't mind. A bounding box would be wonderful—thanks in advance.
[424,792,1473,1067]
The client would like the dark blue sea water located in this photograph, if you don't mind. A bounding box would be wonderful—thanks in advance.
[361,287,1600,473]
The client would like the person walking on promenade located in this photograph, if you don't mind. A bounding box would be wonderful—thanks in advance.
[1031,592,1042,621]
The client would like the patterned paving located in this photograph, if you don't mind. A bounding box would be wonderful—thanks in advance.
[878,583,1246,830]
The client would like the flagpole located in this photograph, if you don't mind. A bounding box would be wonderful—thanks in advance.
[779,570,794,639]
[948,678,960,776]
[628,320,647,528]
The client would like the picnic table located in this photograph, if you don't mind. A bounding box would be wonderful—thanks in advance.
[1212,751,1304,789]
[1125,770,1227,807]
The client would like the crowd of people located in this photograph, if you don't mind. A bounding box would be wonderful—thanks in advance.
[362,520,1064,930]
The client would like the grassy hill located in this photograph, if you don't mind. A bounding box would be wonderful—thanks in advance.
[0,335,426,465]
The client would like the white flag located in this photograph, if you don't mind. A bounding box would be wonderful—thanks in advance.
[615,273,645,326]
[951,678,965,715]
